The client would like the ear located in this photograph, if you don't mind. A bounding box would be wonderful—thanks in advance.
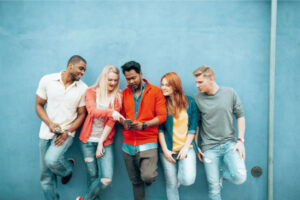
[139,72,143,77]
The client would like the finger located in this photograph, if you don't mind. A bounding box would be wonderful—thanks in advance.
[119,114,125,120]
[197,154,203,162]
[232,146,237,153]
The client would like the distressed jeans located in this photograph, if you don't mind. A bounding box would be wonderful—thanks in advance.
[203,141,247,200]
[39,137,74,200]
[159,148,196,200]
[80,142,114,200]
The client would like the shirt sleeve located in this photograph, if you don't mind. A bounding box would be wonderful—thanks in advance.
[36,75,48,100]
[187,98,198,134]
[232,89,244,118]
[155,89,167,124]
[85,88,114,119]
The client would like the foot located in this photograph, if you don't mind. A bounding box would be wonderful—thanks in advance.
[76,197,83,200]
[62,158,75,184]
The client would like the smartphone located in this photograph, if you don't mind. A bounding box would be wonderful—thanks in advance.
[54,127,63,136]
[124,119,132,126]
[171,152,179,160]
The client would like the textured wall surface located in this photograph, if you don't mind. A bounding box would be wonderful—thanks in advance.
[0,0,298,199]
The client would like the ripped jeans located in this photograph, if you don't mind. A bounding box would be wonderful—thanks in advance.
[80,142,114,200]
[203,141,247,200]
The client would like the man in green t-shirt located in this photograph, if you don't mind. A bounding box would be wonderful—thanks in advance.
[193,66,246,200]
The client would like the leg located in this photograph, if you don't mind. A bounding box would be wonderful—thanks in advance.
[123,152,145,200]
[203,146,222,200]
[39,139,59,200]
[44,136,74,177]
[81,142,98,188]
[222,142,247,185]
[159,153,179,200]
[139,148,158,185]
[178,148,196,186]
[84,145,114,200]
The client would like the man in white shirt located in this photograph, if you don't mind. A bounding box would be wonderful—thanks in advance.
[35,55,88,200]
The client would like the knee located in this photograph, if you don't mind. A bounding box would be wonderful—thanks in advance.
[232,169,247,185]
[179,175,195,186]
[44,155,58,169]
[141,172,157,185]
[101,178,112,188]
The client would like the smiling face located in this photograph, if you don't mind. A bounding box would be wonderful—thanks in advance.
[124,69,142,90]
[107,71,119,92]
[69,60,86,81]
[161,78,174,97]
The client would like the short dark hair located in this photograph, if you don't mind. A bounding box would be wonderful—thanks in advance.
[67,55,86,66]
[121,61,141,74]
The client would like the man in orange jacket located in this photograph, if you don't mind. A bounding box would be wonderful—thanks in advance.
[120,61,167,200]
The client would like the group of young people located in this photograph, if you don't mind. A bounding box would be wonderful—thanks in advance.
[35,55,247,200]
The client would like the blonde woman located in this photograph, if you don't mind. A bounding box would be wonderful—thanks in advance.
[77,65,123,200]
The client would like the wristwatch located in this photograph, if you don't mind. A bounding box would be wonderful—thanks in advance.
[142,122,147,130]
[238,138,245,143]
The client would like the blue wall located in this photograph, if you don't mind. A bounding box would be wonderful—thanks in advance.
[0,0,298,199]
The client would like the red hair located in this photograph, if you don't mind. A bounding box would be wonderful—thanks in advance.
[161,72,188,117]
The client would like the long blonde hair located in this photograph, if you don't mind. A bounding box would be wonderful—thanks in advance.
[95,65,121,109]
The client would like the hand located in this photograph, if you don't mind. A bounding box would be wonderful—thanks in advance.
[96,142,105,158]
[178,146,189,160]
[54,131,68,146]
[49,122,61,133]
[121,118,131,130]
[131,121,143,130]
[112,111,125,121]
[163,149,176,163]
[197,148,205,162]
[233,141,246,160]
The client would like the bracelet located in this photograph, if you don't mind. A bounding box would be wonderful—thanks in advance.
[238,138,245,143]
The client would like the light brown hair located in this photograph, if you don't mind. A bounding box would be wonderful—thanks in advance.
[193,65,215,78]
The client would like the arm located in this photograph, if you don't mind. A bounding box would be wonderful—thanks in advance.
[178,134,195,160]
[159,131,176,163]
[54,106,86,146]
[131,117,160,130]
[195,127,205,162]
[85,88,114,119]
[233,116,246,160]
[131,89,167,130]
[96,125,113,158]
[35,95,61,132]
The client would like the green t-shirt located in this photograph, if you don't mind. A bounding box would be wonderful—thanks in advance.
[194,87,244,152]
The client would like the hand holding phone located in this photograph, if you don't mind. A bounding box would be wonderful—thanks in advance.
[54,127,63,136]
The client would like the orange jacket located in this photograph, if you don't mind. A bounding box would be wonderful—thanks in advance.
[79,87,121,145]
[121,79,167,145]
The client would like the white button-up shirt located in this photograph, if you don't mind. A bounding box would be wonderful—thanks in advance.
[36,72,88,139]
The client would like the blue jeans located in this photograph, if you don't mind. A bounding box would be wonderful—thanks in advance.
[39,137,74,200]
[80,142,114,200]
[160,148,196,200]
[203,141,247,200]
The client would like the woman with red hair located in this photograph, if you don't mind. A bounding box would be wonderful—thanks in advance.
[159,72,198,200]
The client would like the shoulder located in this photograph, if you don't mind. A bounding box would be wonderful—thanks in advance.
[193,92,205,100]
[39,72,59,82]
[77,80,88,94]
[221,87,237,96]
[86,86,96,94]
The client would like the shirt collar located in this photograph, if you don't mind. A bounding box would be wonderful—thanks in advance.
[54,71,79,87]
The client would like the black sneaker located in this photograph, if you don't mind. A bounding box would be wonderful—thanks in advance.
[62,158,75,184]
